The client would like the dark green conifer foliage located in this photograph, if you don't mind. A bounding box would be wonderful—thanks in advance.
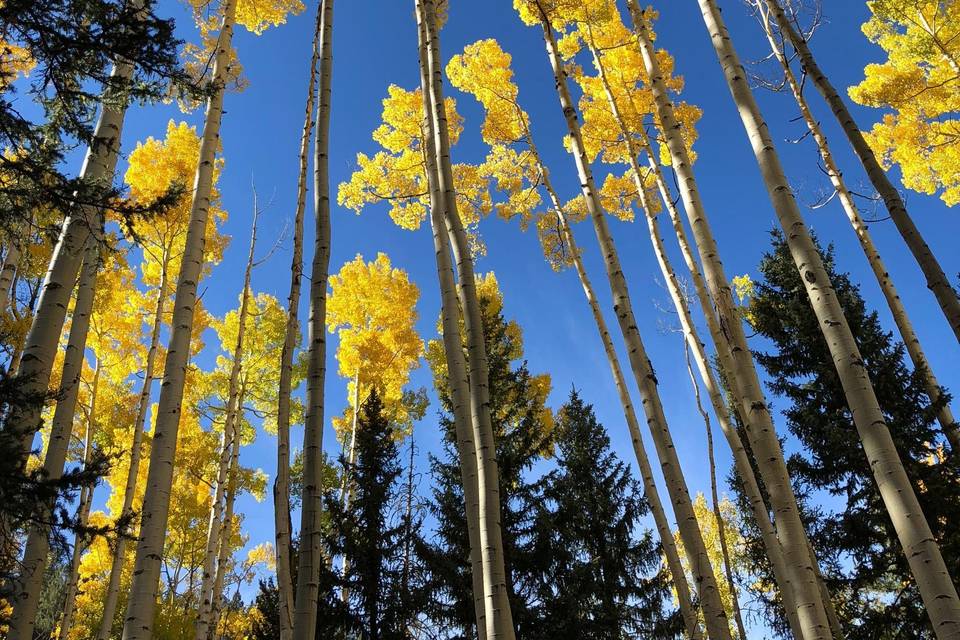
[735,231,960,639]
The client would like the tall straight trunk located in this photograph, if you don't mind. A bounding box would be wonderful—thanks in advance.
[97,248,171,640]
[763,0,960,343]
[338,371,360,603]
[534,9,731,638]
[524,124,703,639]
[7,238,100,640]
[415,9,487,636]
[58,362,100,640]
[208,385,245,637]
[195,189,259,640]
[6,55,134,466]
[755,2,959,453]
[419,2,515,637]
[698,2,960,636]
[685,345,747,640]
[274,7,322,635]
[0,241,20,313]
[401,426,415,605]
[627,5,836,637]
[121,1,237,637]
[291,0,333,636]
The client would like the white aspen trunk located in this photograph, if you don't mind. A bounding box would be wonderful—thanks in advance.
[536,10,731,638]
[763,0,960,342]
[415,8,487,635]
[685,345,747,640]
[338,371,360,604]
[0,241,21,314]
[291,0,333,636]
[525,120,703,639]
[120,1,237,636]
[97,248,171,640]
[208,385,245,638]
[274,6,323,635]
[626,6,835,636]
[699,2,960,637]
[420,3,515,637]
[196,199,259,640]
[754,1,959,453]
[7,239,100,640]
[58,362,100,640]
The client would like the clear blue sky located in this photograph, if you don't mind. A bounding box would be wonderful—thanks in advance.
[104,0,959,627]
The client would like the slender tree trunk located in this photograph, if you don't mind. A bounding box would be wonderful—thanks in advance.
[420,3,515,637]
[528,133,704,639]
[535,8,731,638]
[5,53,134,467]
[274,7,322,635]
[415,8,487,636]
[763,0,960,341]
[7,238,100,640]
[627,5,835,637]
[401,426,415,607]
[208,384,245,638]
[0,241,20,314]
[754,2,959,452]
[291,0,333,636]
[699,2,960,636]
[196,199,259,640]
[97,248,171,640]
[685,345,747,640]
[58,361,100,640]
[338,371,360,603]
[121,1,237,636]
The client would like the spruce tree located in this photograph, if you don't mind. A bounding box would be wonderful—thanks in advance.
[737,231,960,638]
[418,282,553,638]
[530,390,678,640]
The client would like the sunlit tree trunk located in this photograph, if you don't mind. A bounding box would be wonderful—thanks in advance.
[195,184,259,640]
[536,9,731,638]
[415,8,486,636]
[627,5,835,636]
[58,361,100,640]
[420,2,516,637]
[274,7,322,635]
[698,2,960,636]
[524,123,703,639]
[0,240,20,314]
[291,0,333,636]
[6,54,134,467]
[338,370,360,603]
[121,1,237,637]
[97,247,170,640]
[763,0,960,342]
[685,345,747,639]
[7,237,100,640]
[754,1,959,452]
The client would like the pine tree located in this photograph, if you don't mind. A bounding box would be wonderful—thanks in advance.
[418,275,553,638]
[738,232,960,639]
[530,391,677,640]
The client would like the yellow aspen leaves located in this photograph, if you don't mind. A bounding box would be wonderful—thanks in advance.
[849,0,960,205]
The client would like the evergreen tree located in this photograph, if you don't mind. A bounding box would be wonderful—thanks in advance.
[530,390,678,640]
[417,278,554,638]
[250,578,282,640]
[736,231,960,638]
[319,390,425,640]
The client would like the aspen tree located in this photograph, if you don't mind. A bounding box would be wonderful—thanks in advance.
[0,241,19,314]
[762,0,960,342]
[195,203,259,640]
[514,2,732,636]
[626,5,837,636]
[752,1,958,452]
[419,2,516,636]
[120,1,239,636]
[7,238,100,640]
[274,5,323,635]
[697,2,960,636]
[447,38,705,640]
[292,0,333,636]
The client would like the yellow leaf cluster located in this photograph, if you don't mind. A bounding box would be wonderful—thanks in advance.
[0,37,33,90]
[849,0,960,205]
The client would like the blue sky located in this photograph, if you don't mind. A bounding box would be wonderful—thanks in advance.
[94,0,959,628]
